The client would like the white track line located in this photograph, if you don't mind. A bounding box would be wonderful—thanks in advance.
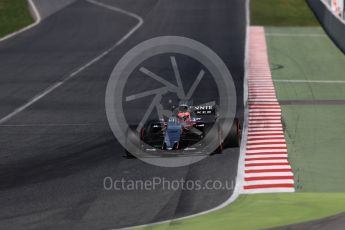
[245,172,293,177]
[247,140,285,144]
[249,114,282,117]
[247,135,285,138]
[245,159,289,164]
[248,124,283,127]
[266,33,327,37]
[249,117,281,120]
[274,79,345,83]
[249,110,281,112]
[244,180,294,186]
[0,0,41,42]
[245,165,292,170]
[243,187,295,194]
[248,131,285,135]
[245,154,288,159]
[248,128,283,132]
[247,143,287,147]
[0,0,143,125]
[246,149,287,154]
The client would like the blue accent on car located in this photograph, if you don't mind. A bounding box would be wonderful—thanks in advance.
[164,120,181,150]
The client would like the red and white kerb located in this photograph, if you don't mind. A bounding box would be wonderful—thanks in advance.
[242,27,295,193]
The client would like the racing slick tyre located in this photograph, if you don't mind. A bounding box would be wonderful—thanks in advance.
[224,118,242,148]
[125,149,135,158]
[214,125,224,154]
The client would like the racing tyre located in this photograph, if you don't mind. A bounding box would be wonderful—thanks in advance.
[224,118,242,148]
[125,149,135,158]
[214,126,224,154]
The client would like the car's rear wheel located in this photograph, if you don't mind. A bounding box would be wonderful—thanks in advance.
[125,149,135,158]
[224,118,241,147]
[214,126,224,154]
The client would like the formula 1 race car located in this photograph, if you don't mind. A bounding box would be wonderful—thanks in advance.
[125,101,241,158]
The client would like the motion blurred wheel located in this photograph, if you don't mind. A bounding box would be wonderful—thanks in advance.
[214,126,224,154]
[224,118,241,148]
[125,149,135,158]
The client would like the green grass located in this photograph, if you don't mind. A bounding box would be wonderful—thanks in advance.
[251,0,319,26]
[138,193,345,230]
[266,27,345,84]
[266,27,345,192]
[0,0,33,38]
[283,106,345,192]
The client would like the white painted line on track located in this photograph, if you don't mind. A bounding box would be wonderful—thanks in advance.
[249,99,278,102]
[244,180,294,186]
[248,131,285,135]
[248,121,282,124]
[249,122,283,124]
[242,187,295,194]
[249,108,281,111]
[249,117,281,120]
[246,149,287,154]
[249,78,273,80]
[247,136,286,140]
[249,94,277,96]
[249,96,277,98]
[249,113,282,116]
[248,91,277,94]
[266,33,327,37]
[273,79,345,84]
[247,135,285,138]
[245,154,288,159]
[248,83,274,85]
[248,124,283,128]
[249,106,281,109]
[249,98,278,101]
[247,140,286,144]
[245,172,293,177]
[246,151,288,156]
[0,0,144,125]
[248,128,283,132]
[245,165,292,170]
[245,159,289,164]
[249,114,281,117]
[249,111,281,114]
[249,104,280,107]
[247,133,285,136]
[250,108,281,110]
[246,143,287,148]
[250,89,275,94]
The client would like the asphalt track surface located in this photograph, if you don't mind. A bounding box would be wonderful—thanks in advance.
[0,0,246,229]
